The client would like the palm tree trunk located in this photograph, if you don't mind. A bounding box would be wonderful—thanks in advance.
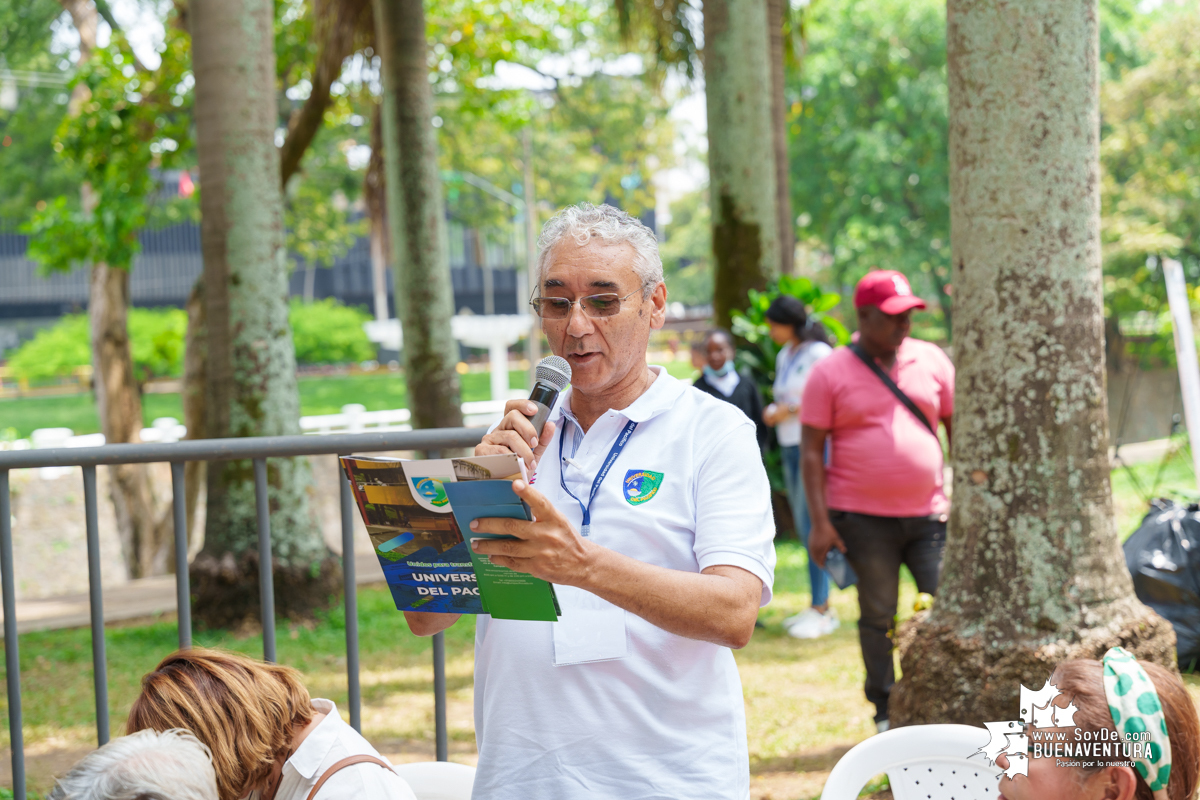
[190,0,339,627]
[890,0,1174,726]
[766,0,794,275]
[704,0,780,328]
[372,0,464,429]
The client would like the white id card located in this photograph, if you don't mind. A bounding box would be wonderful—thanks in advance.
[551,586,628,666]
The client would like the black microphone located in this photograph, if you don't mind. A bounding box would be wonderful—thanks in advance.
[527,355,571,438]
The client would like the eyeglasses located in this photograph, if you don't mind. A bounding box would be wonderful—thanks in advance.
[529,289,641,319]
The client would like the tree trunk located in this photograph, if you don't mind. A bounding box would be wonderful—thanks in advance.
[190,0,339,627]
[372,0,464,429]
[90,263,172,578]
[766,0,794,276]
[890,0,1174,727]
[365,103,390,323]
[183,277,207,555]
[704,0,780,329]
[62,0,172,579]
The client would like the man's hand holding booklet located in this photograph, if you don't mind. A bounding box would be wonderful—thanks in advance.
[339,453,560,621]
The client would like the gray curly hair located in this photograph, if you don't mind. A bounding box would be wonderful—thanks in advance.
[535,203,664,298]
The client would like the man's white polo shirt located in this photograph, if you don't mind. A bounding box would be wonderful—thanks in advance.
[472,366,776,800]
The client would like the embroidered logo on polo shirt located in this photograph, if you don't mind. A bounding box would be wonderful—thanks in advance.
[412,477,449,507]
[623,470,663,505]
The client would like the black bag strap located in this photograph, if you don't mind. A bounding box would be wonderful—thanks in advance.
[848,342,938,438]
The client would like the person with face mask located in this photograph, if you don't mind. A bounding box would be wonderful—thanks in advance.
[692,329,769,452]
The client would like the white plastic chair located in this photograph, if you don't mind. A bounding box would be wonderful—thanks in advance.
[820,723,1002,800]
[391,761,476,800]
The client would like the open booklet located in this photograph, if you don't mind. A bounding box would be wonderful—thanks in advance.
[339,452,561,621]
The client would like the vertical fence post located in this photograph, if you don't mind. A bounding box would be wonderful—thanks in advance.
[81,466,110,745]
[425,449,449,760]
[170,462,192,649]
[254,458,276,663]
[339,467,361,732]
[0,471,25,800]
[433,630,448,762]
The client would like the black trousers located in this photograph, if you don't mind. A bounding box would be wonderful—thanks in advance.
[831,510,946,723]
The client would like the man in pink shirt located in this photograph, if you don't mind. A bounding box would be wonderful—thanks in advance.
[800,270,954,732]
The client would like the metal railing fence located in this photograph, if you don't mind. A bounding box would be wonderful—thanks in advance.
[0,428,484,799]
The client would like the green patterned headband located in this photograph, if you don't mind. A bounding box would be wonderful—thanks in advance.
[1103,647,1172,800]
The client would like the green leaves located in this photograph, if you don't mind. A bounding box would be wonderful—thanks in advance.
[21,24,194,274]
[6,308,187,383]
[289,299,376,365]
[729,276,846,403]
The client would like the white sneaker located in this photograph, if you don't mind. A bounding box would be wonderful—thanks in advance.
[786,608,839,639]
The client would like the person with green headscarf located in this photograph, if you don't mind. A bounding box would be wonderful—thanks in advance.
[997,648,1200,800]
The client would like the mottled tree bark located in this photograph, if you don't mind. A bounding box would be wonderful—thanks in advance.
[90,264,173,577]
[890,0,1174,726]
[704,0,780,329]
[766,0,794,275]
[373,0,463,429]
[190,0,339,627]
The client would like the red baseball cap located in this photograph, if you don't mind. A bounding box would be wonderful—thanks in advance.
[853,270,927,314]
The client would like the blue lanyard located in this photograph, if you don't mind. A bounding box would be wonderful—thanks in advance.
[558,418,638,537]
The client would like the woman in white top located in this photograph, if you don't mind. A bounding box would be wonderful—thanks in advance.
[126,648,417,800]
[762,296,836,639]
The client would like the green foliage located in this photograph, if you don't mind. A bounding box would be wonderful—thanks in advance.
[22,25,194,272]
[659,189,713,307]
[788,0,950,330]
[6,308,187,383]
[429,0,675,232]
[5,315,91,382]
[1101,4,1200,360]
[730,274,847,402]
[288,299,375,365]
[0,0,80,223]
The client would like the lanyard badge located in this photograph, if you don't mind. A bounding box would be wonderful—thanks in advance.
[558,419,638,536]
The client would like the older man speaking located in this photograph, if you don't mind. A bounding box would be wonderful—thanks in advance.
[404,203,776,799]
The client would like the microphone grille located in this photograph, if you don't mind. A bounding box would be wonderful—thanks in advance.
[535,355,572,390]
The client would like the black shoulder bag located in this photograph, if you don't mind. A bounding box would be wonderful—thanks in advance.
[848,342,938,438]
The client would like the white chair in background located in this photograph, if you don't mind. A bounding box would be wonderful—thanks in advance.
[391,761,475,800]
[820,723,1002,800]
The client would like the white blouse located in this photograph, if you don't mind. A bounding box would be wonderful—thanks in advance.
[272,700,417,800]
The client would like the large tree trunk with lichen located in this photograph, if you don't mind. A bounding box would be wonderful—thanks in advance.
[890,0,1174,727]
[766,0,794,276]
[90,263,173,577]
[373,0,463,429]
[704,0,780,329]
[190,0,339,627]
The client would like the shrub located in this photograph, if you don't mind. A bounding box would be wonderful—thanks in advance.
[5,307,187,383]
[288,298,375,365]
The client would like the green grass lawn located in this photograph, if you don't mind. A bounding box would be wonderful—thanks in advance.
[1111,439,1197,539]
[0,363,699,439]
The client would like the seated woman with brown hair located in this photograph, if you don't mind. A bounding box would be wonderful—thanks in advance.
[997,647,1200,800]
[126,649,417,800]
